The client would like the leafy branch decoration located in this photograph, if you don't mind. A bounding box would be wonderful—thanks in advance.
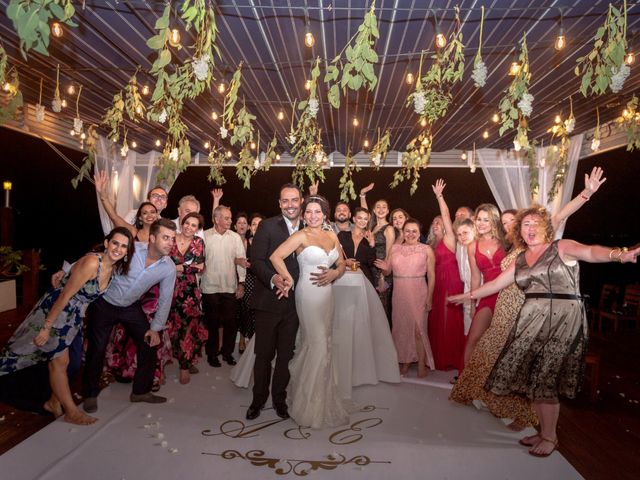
[101,69,145,143]
[324,1,379,109]
[575,0,628,97]
[338,146,362,202]
[369,128,391,169]
[71,125,98,189]
[390,131,433,195]
[617,95,640,151]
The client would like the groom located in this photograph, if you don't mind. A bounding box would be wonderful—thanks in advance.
[246,183,303,420]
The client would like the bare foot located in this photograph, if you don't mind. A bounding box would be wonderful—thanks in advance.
[400,363,410,376]
[529,436,558,457]
[417,363,428,378]
[43,399,63,418]
[64,410,98,425]
[518,434,540,447]
[179,369,190,385]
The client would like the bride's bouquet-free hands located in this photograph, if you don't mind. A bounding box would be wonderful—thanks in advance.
[274,273,293,299]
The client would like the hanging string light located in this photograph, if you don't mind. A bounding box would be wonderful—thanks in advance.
[67,84,75,95]
[406,73,414,85]
[304,79,311,90]
[131,141,137,149]
[141,85,150,95]
[51,22,63,38]
[211,111,218,120]
[352,117,359,127]
[363,139,370,148]
[625,51,635,65]
[491,113,499,123]
[304,22,315,48]
[554,114,562,124]
[250,141,256,150]
[482,129,489,139]
[275,153,281,161]
[61,99,67,108]
[204,141,210,149]
[554,9,566,50]
[218,82,226,94]
[169,28,181,47]
[278,111,285,121]
[226,150,232,158]
[461,151,468,160]
[420,118,427,127]
[433,10,447,49]
[509,57,521,76]
[155,139,162,147]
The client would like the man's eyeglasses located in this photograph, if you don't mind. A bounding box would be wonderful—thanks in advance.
[150,193,168,201]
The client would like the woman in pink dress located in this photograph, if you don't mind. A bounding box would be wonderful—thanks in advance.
[464,203,506,366]
[375,219,435,377]
[427,179,465,371]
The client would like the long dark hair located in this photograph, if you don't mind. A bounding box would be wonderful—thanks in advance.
[100,227,135,275]
[134,202,158,230]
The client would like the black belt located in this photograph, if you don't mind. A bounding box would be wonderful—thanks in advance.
[525,293,581,300]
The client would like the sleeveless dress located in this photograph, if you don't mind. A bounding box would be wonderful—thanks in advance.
[0,253,108,374]
[287,246,349,429]
[167,236,208,370]
[450,248,538,427]
[486,241,587,401]
[389,243,435,368]
[475,242,506,313]
[429,240,465,370]
[372,224,393,322]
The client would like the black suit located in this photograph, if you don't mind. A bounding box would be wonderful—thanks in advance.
[249,215,301,409]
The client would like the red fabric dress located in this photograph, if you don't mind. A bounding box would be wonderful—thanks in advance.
[475,242,506,313]
[428,240,465,370]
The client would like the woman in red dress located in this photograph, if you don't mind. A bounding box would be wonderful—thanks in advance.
[427,179,465,371]
[464,203,506,367]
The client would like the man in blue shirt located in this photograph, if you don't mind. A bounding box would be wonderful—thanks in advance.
[82,219,177,412]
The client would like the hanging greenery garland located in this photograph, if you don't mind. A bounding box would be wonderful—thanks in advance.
[0,52,23,126]
[338,146,362,202]
[523,141,539,195]
[102,70,145,143]
[591,107,601,152]
[617,95,640,151]
[35,77,45,122]
[390,130,433,195]
[324,1,379,109]
[498,33,532,152]
[6,0,77,58]
[207,147,228,185]
[471,5,487,88]
[70,124,98,189]
[369,128,391,169]
[547,120,571,201]
[575,0,628,97]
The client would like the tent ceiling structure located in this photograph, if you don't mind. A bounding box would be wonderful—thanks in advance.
[1,0,639,164]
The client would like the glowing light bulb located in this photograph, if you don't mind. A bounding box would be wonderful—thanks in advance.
[352,117,359,127]
[623,109,630,119]
[70,129,76,136]
[169,28,181,47]
[304,30,315,48]
[509,61,521,76]
[142,85,150,95]
[67,85,75,95]
[435,33,447,49]
[204,141,210,149]
[135,105,142,115]
[406,73,414,85]
[51,22,63,38]
[540,157,546,168]
[554,32,566,51]
[420,118,427,127]
[131,141,137,148]
[278,111,284,121]
[625,52,635,65]
[61,99,67,108]
[250,142,256,150]
[491,113,499,123]
[275,153,281,160]
[363,139,370,148]
[2,82,10,92]
[80,132,86,140]
[483,130,489,139]
[553,145,559,152]
[304,79,311,90]
[218,83,226,94]
[154,139,161,147]
[461,151,467,160]
[554,114,562,124]
[226,150,232,158]
[211,111,218,120]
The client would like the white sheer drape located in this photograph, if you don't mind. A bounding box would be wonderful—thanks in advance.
[94,135,163,235]
[476,133,584,238]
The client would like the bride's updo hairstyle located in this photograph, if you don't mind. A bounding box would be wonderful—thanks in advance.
[302,195,331,221]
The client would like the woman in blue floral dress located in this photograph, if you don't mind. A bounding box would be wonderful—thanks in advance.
[0,227,134,425]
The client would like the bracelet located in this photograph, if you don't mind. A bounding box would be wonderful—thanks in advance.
[580,193,590,201]
[609,248,620,261]
[359,193,366,198]
[616,247,628,263]
[436,194,443,199]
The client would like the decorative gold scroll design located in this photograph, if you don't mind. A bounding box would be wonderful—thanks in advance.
[202,417,287,439]
[203,449,390,476]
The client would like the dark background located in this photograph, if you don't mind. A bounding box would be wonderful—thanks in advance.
[1,127,638,300]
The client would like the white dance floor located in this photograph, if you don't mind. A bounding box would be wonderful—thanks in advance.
[0,363,582,480]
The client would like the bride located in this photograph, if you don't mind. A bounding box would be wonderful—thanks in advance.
[269,195,349,429]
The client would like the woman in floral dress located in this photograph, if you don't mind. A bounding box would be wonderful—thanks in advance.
[0,227,133,425]
[167,212,208,384]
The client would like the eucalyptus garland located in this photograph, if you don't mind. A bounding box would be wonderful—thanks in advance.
[235,143,257,189]
[618,95,640,151]
[230,101,256,147]
[0,66,23,126]
[6,0,76,58]
[260,136,278,172]
[102,70,146,142]
[369,128,391,169]
[290,58,327,189]
[324,1,379,109]
[575,0,628,97]
[71,125,98,189]
[498,34,532,152]
[471,6,487,88]
[547,120,571,201]
[0,45,7,86]
[207,147,227,185]
[338,147,362,202]
[523,142,539,195]
[221,64,242,136]
[156,138,192,186]
[390,130,433,195]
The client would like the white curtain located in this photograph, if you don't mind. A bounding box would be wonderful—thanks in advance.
[94,135,163,235]
[476,133,584,238]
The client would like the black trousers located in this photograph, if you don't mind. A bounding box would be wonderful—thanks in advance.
[251,308,298,409]
[83,297,156,398]
[202,292,238,358]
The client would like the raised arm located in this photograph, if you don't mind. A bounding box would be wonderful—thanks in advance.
[552,166,606,231]
[425,245,436,311]
[94,171,137,237]
[34,255,99,346]
[432,179,456,251]
[211,188,223,216]
[559,239,640,264]
[359,182,374,209]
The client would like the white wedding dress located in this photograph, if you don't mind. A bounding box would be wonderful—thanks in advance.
[287,245,349,429]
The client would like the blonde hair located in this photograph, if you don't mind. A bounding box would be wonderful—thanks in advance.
[511,205,555,250]
[474,203,506,248]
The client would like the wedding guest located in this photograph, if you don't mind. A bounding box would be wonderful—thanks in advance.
[82,219,177,413]
[455,206,474,220]
[338,207,376,285]
[124,186,168,224]
[464,204,506,366]
[449,205,639,457]
[428,179,465,371]
[454,217,476,337]
[173,195,204,237]
[331,202,354,233]
[375,219,435,377]
[0,228,134,425]
[201,206,246,367]
[390,208,409,244]
[167,212,208,385]
[239,213,265,354]
[450,167,607,430]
